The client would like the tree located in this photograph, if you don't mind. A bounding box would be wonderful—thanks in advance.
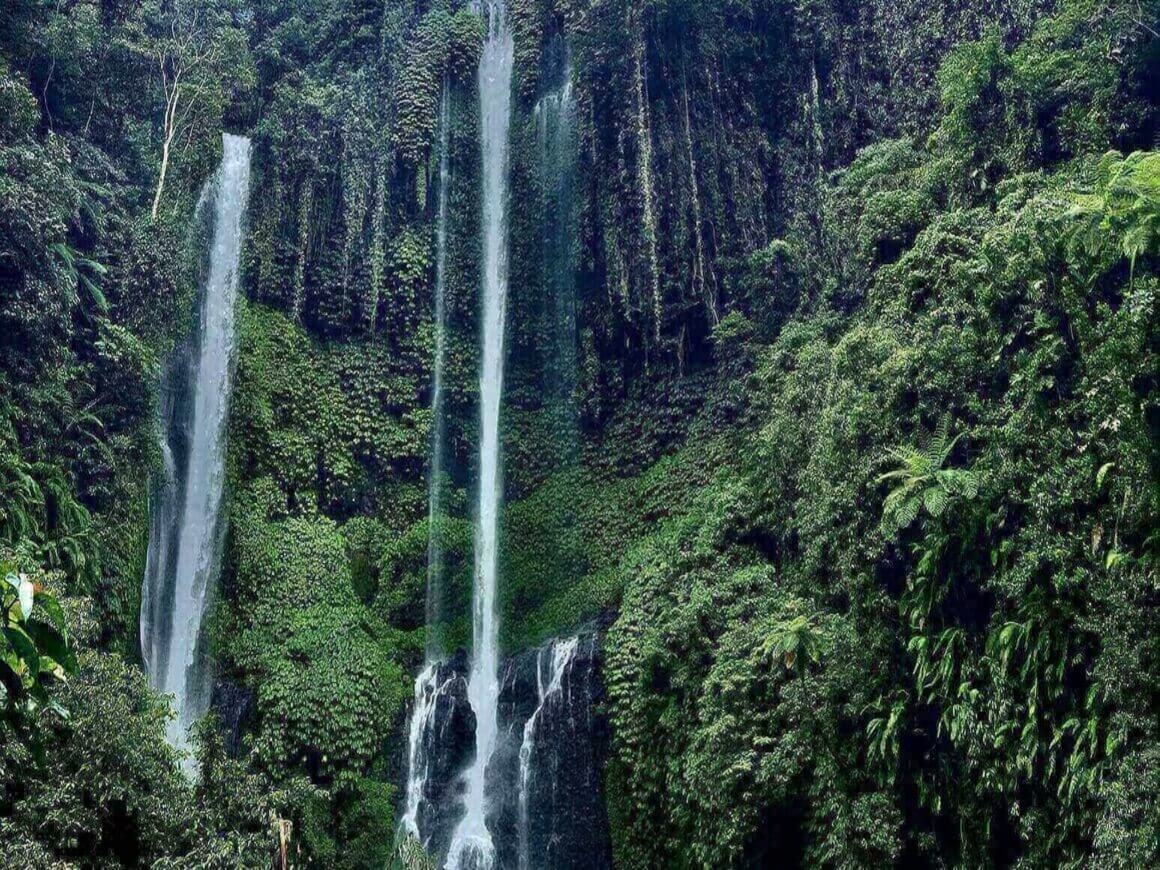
[124,0,252,221]
[761,603,827,678]
[149,4,222,220]
[878,415,978,534]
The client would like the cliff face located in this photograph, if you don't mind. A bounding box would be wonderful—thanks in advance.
[2,0,1156,867]
[227,2,1158,865]
[492,634,611,870]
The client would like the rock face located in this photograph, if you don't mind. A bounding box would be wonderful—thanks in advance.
[494,634,612,870]
[210,680,254,757]
[404,634,611,870]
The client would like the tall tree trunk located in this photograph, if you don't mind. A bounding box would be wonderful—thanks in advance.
[151,75,181,222]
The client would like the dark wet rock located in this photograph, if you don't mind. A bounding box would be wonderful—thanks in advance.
[405,635,611,870]
[409,650,475,863]
[506,634,611,870]
[210,679,253,757]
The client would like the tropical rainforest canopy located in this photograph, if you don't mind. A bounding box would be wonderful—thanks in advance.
[0,0,1157,867]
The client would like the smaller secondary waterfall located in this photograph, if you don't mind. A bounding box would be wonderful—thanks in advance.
[516,637,579,870]
[447,1,514,867]
[403,663,442,836]
[426,85,453,649]
[140,133,251,769]
[534,43,579,442]
[403,86,455,843]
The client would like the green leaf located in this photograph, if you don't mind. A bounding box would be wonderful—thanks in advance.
[24,620,77,675]
[3,627,39,678]
[1095,462,1114,491]
[923,486,949,517]
[79,274,109,313]
[37,595,67,634]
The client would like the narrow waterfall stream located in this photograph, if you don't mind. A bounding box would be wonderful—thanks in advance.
[140,133,252,770]
[516,637,579,870]
[535,40,579,445]
[447,2,515,866]
[403,86,455,842]
[427,85,452,650]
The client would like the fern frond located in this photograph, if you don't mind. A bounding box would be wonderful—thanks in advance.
[923,486,949,517]
[897,496,921,529]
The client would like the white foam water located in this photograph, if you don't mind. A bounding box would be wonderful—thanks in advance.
[445,2,515,867]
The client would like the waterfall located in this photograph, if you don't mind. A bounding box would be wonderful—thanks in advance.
[427,85,452,652]
[534,42,578,442]
[140,428,177,676]
[140,133,251,771]
[447,2,514,867]
[403,662,453,839]
[403,87,455,841]
[516,637,579,870]
[401,10,602,867]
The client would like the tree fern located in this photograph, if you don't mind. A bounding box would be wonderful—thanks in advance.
[1068,150,1160,282]
[761,604,827,678]
[878,415,978,535]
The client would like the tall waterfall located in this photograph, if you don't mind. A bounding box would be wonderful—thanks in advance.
[403,85,455,842]
[140,133,251,770]
[399,11,605,868]
[447,2,514,867]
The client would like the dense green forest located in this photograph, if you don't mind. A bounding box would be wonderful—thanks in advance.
[1,0,1157,867]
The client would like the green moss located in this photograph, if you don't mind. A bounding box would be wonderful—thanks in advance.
[252,603,406,787]
[498,428,733,652]
[219,300,429,854]
[229,299,428,522]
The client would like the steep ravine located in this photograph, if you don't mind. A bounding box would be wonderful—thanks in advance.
[4,0,1149,867]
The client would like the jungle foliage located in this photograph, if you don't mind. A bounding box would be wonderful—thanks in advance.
[0,0,1156,867]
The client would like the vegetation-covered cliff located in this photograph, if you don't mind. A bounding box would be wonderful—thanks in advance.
[1,0,1156,867]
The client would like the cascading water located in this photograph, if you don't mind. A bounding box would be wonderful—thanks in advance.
[534,40,579,443]
[403,86,455,843]
[516,637,579,870]
[140,133,251,771]
[400,13,606,869]
[446,2,515,867]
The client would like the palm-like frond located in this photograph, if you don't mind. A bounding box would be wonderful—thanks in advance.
[879,417,977,534]
[762,609,826,676]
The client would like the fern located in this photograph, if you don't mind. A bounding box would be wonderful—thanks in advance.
[761,603,827,678]
[1068,150,1160,282]
[878,415,978,535]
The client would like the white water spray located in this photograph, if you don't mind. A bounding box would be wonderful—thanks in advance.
[141,133,251,772]
[446,2,514,866]
[403,663,454,840]
[402,85,456,846]
[517,637,579,870]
